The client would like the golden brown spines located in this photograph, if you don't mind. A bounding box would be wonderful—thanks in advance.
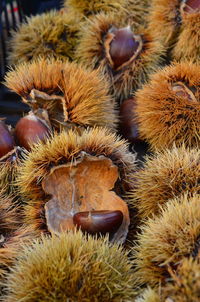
[121,0,150,26]
[76,12,164,102]
[172,13,200,62]
[148,0,181,48]
[17,128,136,235]
[8,11,79,65]
[2,231,136,301]
[5,58,117,131]
[5,57,64,98]
[135,61,200,150]
[0,192,39,279]
[0,147,24,195]
[0,226,40,279]
[133,193,200,287]
[136,258,200,301]
[64,0,149,26]
[162,257,200,302]
[64,0,125,16]
[136,288,161,302]
[148,0,200,62]
[132,145,200,219]
[60,60,117,130]
[0,194,19,235]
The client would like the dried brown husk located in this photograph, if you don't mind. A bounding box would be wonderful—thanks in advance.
[17,128,136,244]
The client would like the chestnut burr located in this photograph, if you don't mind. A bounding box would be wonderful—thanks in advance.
[119,98,141,143]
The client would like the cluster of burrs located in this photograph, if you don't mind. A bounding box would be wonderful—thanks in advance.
[0,0,199,301]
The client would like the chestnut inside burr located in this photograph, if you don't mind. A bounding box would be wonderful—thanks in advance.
[181,0,200,13]
[119,98,142,144]
[14,112,51,151]
[73,210,123,236]
[42,153,130,243]
[105,26,143,70]
[171,82,197,102]
[0,121,15,158]
[24,89,67,131]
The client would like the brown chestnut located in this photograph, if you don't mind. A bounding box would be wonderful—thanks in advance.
[15,112,51,150]
[119,98,142,143]
[0,121,15,158]
[181,0,200,13]
[171,82,197,103]
[73,210,123,236]
[107,26,143,69]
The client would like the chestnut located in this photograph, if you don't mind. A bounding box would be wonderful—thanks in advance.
[181,0,200,13]
[107,26,143,70]
[0,121,15,158]
[14,112,51,150]
[73,210,123,236]
[119,98,142,144]
[171,82,197,102]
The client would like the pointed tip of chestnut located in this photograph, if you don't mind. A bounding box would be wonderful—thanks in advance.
[181,0,200,13]
[0,121,15,158]
[108,26,142,69]
[73,210,123,236]
[119,98,142,144]
[14,112,51,151]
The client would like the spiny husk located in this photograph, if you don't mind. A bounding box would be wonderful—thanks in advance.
[148,0,182,48]
[8,10,79,65]
[148,0,200,61]
[135,61,200,151]
[5,57,64,97]
[133,193,200,287]
[76,12,165,102]
[135,257,200,301]
[0,193,20,237]
[121,0,150,26]
[17,128,136,233]
[161,257,200,302]
[63,0,149,26]
[132,145,200,219]
[0,147,23,196]
[2,231,137,302]
[0,226,40,282]
[135,288,160,302]
[64,0,125,16]
[172,12,200,63]
[5,57,117,131]
[0,191,38,278]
